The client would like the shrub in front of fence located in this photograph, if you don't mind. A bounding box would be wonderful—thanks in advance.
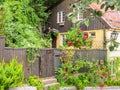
[0,58,44,90]
[55,50,120,89]
[65,27,93,49]
[0,58,24,90]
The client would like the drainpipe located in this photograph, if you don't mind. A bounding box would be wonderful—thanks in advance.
[103,29,107,49]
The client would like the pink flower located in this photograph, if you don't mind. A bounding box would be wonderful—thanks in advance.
[84,34,88,40]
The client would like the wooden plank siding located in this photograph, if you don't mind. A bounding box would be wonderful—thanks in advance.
[46,0,75,33]
[3,48,27,63]
[39,48,107,77]
[39,49,55,77]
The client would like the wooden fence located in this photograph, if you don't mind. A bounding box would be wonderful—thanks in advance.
[0,36,107,77]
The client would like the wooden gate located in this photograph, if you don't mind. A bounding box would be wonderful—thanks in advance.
[39,49,54,77]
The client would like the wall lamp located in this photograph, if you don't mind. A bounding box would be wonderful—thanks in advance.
[110,30,118,40]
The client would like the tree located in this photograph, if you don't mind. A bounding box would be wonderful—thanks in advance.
[0,0,51,48]
[68,0,120,25]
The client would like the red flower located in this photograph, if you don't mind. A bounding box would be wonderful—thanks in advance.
[84,34,88,40]
[67,41,73,46]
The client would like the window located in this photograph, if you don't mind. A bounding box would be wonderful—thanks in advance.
[57,11,65,25]
[60,34,66,46]
[73,8,83,22]
[77,13,83,21]
[89,32,96,38]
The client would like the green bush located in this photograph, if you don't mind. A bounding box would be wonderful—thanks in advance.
[48,84,60,90]
[26,76,44,90]
[0,58,24,90]
[55,50,91,89]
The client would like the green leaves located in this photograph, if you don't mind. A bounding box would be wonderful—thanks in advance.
[0,0,50,49]
[109,40,119,51]
[69,0,120,28]
[65,27,93,49]
[0,58,24,90]
[27,76,44,90]
[55,50,92,89]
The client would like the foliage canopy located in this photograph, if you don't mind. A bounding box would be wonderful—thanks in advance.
[0,0,51,48]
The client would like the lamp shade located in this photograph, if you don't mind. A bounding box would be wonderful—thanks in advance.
[111,30,118,40]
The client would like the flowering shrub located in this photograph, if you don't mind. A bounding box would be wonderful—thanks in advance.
[65,27,93,49]
[87,60,110,87]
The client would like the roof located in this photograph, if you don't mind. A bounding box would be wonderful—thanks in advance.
[90,3,120,28]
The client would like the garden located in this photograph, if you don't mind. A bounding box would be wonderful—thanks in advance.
[55,50,120,90]
[0,0,120,90]
[1,50,120,90]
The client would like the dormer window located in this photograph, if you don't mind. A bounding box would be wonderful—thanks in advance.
[71,7,83,22]
[76,7,83,21]
[57,11,65,25]
[77,13,83,21]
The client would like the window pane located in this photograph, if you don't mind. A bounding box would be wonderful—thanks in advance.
[60,34,66,46]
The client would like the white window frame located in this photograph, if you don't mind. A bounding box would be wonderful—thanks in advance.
[77,13,83,21]
[60,34,66,46]
[73,8,83,22]
[57,11,65,24]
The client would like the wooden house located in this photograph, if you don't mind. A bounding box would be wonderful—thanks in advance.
[45,0,120,52]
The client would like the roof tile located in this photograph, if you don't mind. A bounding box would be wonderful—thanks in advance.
[90,3,120,28]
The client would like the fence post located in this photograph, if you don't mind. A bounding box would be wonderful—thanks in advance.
[0,36,5,62]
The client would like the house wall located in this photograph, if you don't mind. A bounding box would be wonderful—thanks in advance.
[56,29,105,49]
[46,0,75,32]
[84,9,110,30]
[85,29,104,49]
[56,32,66,48]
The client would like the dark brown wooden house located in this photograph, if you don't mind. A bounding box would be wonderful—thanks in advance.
[45,0,120,49]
